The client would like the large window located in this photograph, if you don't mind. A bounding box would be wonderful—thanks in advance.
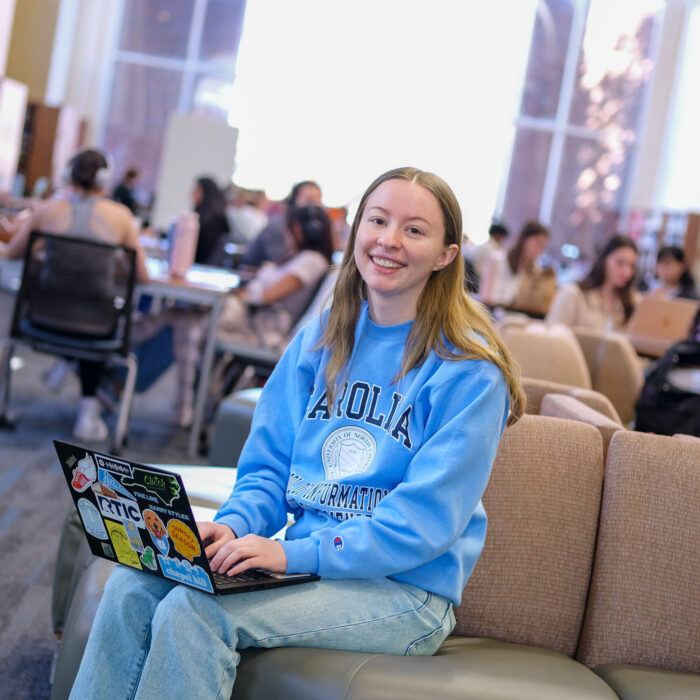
[499,0,663,262]
[102,0,246,192]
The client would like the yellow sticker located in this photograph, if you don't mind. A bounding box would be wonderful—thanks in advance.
[106,520,142,570]
[167,519,201,562]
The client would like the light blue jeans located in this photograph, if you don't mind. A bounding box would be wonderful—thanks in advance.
[70,565,455,700]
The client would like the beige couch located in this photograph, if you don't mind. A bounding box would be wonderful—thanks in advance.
[50,408,700,699]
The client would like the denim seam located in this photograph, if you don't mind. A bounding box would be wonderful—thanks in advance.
[246,591,432,645]
[404,600,453,655]
[215,655,239,700]
[127,620,152,700]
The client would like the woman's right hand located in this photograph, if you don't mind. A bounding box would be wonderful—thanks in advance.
[197,521,237,560]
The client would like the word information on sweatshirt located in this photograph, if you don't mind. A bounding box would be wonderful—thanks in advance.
[287,471,390,521]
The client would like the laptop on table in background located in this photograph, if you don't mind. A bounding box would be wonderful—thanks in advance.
[54,440,319,595]
[624,295,699,358]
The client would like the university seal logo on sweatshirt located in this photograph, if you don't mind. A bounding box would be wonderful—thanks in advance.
[321,427,376,479]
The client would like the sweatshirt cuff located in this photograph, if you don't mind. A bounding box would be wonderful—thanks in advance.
[213,513,250,538]
[281,538,319,574]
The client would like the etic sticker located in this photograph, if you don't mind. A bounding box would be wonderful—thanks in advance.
[71,453,97,492]
[106,521,142,570]
[123,520,144,552]
[167,519,200,561]
[143,509,169,557]
[77,498,108,540]
[140,546,158,570]
[95,493,144,526]
[157,555,213,593]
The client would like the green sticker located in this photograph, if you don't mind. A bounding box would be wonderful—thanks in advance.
[140,546,158,570]
[121,468,181,506]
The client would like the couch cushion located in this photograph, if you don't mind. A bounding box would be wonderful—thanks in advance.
[540,393,623,459]
[456,414,604,657]
[235,638,618,700]
[577,431,700,672]
[594,664,700,700]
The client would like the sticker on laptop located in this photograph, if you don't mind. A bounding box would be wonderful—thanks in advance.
[157,554,213,593]
[123,520,144,552]
[143,509,170,557]
[122,468,181,506]
[106,521,142,570]
[71,453,96,493]
[101,542,114,558]
[167,519,201,561]
[93,453,133,477]
[95,492,144,526]
[97,468,135,500]
[140,546,158,571]
[77,498,108,540]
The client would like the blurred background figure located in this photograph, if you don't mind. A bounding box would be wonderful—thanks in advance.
[218,204,333,349]
[5,148,149,442]
[547,234,640,332]
[192,176,231,264]
[479,220,550,308]
[225,185,269,244]
[470,221,510,281]
[111,167,140,215]
[651,245,698,300]
[242,179,322,267]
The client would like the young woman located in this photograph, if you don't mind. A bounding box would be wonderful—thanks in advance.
[192,176,231,264]
[651,245,698,300]
[216,204,333,349]
[479,220,550,308]
[6,149,149,442]
[70,167,524,699]
[546,234,640,332]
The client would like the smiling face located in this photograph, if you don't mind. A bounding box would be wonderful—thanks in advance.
[353,179,458,325]
[604,245,637,289]
[144,509,166,539]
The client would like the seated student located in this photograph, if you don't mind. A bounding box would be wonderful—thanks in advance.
[470,221,509,280]
[5,148,150,442]
[193,176,231,265]
[242,180,322,267]
[217,204,333,349]
[479,220,551,309]
[111,167,139,215]
[650,245,698,300]
[547,234,640,332]
[70,166,524,699]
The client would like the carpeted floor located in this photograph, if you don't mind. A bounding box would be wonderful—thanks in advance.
[0,290,208,699]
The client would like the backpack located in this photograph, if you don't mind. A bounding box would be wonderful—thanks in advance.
[635,338,700,437]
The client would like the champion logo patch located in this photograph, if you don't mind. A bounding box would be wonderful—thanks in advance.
[333,536,344,551]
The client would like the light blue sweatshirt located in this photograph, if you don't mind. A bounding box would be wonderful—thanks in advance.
[214,302,509,605]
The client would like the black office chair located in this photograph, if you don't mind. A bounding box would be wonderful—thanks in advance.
[0,231,138,451]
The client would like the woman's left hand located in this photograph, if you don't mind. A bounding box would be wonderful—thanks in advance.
[209,534,287,576]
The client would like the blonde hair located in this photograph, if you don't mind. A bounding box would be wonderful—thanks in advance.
[320,167,524,425]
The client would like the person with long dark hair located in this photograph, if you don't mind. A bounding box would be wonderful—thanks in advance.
[193,176,230,264]
[479,220,550,307]
[652,245,698,300]
[547,234,640,331]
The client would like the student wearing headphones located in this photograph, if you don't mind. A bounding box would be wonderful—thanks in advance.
[6,148,150,442]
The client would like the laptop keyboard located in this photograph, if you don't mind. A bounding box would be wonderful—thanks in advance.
[211,569,271,587]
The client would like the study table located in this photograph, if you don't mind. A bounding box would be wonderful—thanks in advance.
[141,258,240,457]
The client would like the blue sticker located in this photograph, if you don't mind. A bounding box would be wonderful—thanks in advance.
[98,468,135,500]
[157,555,214,593]
[333,536,344,551]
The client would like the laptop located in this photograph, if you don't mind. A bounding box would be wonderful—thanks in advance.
[625,295,699,357]
[54,440,319,595]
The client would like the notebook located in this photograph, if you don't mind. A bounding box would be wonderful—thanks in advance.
[625,295,699,357]
[54,440,319,595]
